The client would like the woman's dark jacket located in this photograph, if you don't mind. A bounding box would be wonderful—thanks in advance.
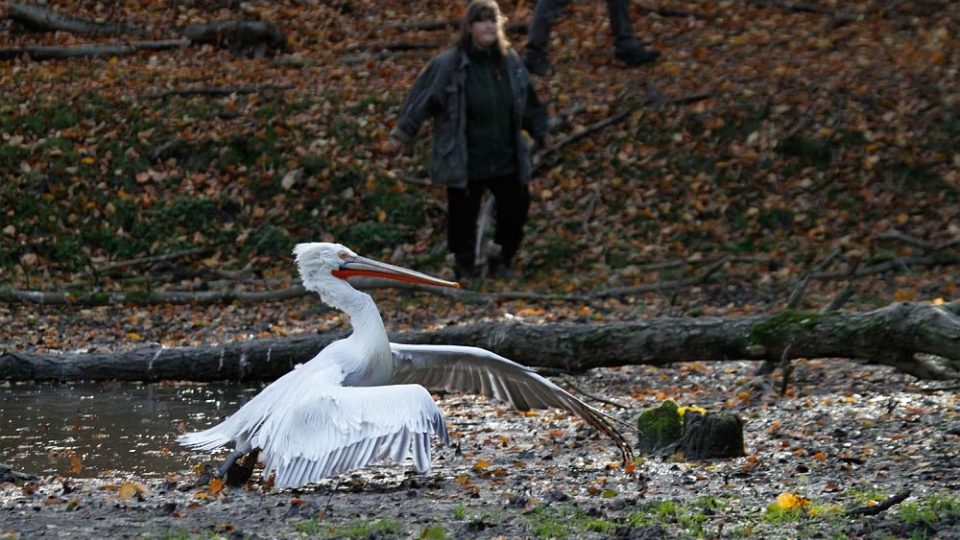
[390,46,549,189]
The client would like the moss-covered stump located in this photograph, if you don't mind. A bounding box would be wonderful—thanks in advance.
[636,400,684,453]
[636,401,746,459]
[681,411,746,460]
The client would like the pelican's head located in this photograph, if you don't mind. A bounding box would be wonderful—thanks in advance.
[293,242,460,295]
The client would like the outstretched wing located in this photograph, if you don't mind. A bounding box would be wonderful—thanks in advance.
[389,343,632,463]
[253,383,448,489]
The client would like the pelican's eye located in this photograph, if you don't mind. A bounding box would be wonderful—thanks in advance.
[338,251,350,260]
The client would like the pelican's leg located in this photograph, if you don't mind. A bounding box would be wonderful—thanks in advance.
[221,448,260,487]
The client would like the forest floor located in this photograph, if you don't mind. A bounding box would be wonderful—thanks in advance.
[2,297,960,539]
[3,0,960,537]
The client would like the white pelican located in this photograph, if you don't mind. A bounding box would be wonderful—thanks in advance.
[179,242,630,489]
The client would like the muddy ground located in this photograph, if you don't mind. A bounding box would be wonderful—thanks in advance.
[2,298,959,539]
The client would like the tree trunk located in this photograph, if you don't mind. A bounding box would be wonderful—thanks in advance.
[1,301,958,382]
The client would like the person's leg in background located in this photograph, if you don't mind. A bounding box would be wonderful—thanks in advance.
[447,183,485,281]
[522,0,571,76]
[487,174,530,278]
[606,0,660,65]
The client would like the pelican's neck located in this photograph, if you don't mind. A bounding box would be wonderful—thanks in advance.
[311,277,392,379]
[345,291,389,348]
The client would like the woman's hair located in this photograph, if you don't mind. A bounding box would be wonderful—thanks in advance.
[456,0,510,57]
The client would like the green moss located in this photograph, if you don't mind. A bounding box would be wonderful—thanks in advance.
[749,310,822,348]
[123,289,153,305]
[420,525,447,539]
[636,400,683,453]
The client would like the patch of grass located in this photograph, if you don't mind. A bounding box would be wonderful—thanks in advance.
[365,186,426,228]
[337,220,408,258]
[898,493,960,525]
[527,507,572,538]
[335,518,406,538]
[0,142,30,168]
[762,505,807,524]
[452,503,466,520]
[294,519,326,535]
[531,235,579,273]
[295,517,407,538]
[525,503,717,539]
[848,487,889,506]
[247,224,293,257]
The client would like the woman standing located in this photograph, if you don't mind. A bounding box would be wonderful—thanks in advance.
[387,0,549,282]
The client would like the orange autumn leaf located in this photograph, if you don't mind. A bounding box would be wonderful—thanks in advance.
[208,477,225,494]
[773,492,810,511]
[472,459,490,470]
[69,454,83,474]
[812,451,828,462]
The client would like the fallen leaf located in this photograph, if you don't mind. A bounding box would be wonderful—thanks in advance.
[773,492,810,511]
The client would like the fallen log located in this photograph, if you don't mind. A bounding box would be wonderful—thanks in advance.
[181,21,288,57]
[8,3,149,36]
[0,40,189,61]
[1,301,957,382]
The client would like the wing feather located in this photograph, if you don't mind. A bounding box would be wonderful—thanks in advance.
[248,383,448,488]
[390,343,632,463]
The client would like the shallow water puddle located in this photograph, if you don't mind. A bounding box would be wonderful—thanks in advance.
[0,381,263,478]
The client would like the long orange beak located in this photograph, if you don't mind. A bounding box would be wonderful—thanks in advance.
[333,255,461,289]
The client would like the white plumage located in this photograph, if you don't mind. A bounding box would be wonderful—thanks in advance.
[179,242,629,489]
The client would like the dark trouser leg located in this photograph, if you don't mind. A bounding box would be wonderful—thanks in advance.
[488,174,530,264]
[525,0,572,56]
[605,0,639,51]
[447,183,485,272]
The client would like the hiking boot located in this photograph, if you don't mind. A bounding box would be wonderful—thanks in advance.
[614,45,661,67]
[522,48,550,76]
[454,253,480,287]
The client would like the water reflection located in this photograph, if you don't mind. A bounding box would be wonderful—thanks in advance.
[0,381,263,478]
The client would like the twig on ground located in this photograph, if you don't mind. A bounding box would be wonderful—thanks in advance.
[845,489,911,517]
[778,342,794,397]
[877,230,960,252]
[534,92,711,173]
[144,84,293,100]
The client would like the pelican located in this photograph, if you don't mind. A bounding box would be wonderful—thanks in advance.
[179,242,631,489]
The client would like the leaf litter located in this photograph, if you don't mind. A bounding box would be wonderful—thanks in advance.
[2,0,960,537]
